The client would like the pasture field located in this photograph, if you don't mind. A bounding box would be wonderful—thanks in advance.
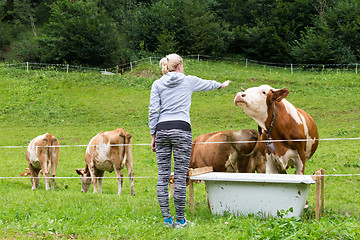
[0,61,359,239]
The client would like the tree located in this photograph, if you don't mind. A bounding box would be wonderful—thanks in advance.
[130,0,229,56]
[314,0,327,25]
[13,0,38,37]
[181,0,229,56]
[323,0,360,60]
[291,0,358,63]
[216,0,319,61]
[38,0,124,67]
[0,0,12,59]
[290,26,355,64]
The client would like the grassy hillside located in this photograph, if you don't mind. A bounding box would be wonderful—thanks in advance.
[0,61,359,239]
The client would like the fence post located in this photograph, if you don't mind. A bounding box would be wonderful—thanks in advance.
[356,63,358,74]
[197,54,200,63]
[188,166,213,213]
[130,62,133,71]
[315,171,320,220]
[291,64,293,74]
[67,64,69,73]
[321,169,325,216]
[26,62,29,72]
[150,57,152,65]
[245,59,248,68]
[313,168,325,221]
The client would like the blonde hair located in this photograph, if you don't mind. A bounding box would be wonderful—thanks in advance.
[159,53,183,75]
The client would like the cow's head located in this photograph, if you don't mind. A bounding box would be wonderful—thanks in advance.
[75,167,91,192]
[234,85,289,130]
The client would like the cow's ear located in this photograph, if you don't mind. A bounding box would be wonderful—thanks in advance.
[272,88,289,102]
[127,133,132,139]
[75,169,83,175]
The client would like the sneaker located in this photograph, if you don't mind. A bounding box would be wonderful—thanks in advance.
[164,217,174,228]
[174,218,193,228]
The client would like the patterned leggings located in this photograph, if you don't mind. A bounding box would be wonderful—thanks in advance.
[155,129,192,221]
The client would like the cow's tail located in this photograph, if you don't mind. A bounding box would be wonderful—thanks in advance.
[119,128,133,168]
[44,133,52,158]
[45,134,59,163]
[45,133,59,182]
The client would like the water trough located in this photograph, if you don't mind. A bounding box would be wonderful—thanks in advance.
[190,172,315,218]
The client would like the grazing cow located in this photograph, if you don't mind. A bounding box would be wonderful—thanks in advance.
[75,128,135,195]
[169,129,265,196]
[25,133,59,190]
[234,85,319,174]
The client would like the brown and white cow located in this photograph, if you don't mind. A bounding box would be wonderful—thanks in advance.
[25,133,59,190]
[169,129,265,196]
[190,129,265,173]
[234,85,319,174]
[75,128,135,195]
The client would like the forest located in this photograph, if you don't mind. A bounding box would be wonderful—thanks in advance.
[1,0,360,68]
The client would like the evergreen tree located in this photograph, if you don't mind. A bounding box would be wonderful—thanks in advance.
[38,0,124,67]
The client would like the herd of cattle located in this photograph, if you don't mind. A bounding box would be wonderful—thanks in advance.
[24,85,319,194]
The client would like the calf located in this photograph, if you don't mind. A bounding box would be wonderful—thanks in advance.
[234,85,319,174]
[75,128,135,195]
[25,133,59,190]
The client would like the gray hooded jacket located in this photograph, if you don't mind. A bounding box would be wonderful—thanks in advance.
[149,72,222,134]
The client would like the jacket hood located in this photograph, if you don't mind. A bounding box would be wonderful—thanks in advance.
[160,72,185,88]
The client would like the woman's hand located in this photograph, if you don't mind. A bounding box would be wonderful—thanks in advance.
[221,80,231,88]
[151,134,156,152]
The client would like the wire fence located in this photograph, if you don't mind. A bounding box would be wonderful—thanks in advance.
[1,137,359,149]
[1,55,360,74]
[0,137,359,180]
[1,173,360,180]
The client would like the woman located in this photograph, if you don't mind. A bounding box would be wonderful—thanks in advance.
[149,53,230,228]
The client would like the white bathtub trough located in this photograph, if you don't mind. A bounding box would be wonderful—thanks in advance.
[190,172,315,218]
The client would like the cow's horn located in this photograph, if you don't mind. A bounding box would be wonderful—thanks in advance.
[241,87,246,91]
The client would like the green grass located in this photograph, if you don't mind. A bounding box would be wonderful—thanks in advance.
[0,61,359,239]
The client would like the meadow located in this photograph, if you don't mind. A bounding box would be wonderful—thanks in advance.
[0,60,359,239]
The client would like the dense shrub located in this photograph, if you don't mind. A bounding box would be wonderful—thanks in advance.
[37,0,124,68]
[0,22,11,59]
[291,26,356,64]
[130,0,229,56]
[324,0,360,60]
